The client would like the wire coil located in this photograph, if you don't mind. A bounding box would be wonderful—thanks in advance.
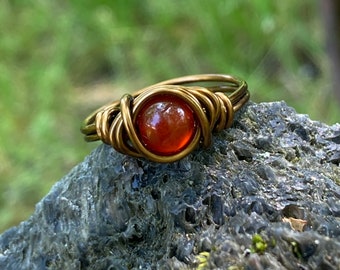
[81,74,249,163]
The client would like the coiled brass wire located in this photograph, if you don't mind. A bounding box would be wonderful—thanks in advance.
[81,74,249,163]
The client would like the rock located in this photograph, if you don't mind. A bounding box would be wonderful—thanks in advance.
[0,101,339,270]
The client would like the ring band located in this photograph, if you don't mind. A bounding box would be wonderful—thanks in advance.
[81,74,249,163]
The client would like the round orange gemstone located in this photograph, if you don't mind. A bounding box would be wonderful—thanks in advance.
[136,94,197,156]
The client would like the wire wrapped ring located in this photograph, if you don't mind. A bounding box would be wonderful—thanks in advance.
[81,74,249,163]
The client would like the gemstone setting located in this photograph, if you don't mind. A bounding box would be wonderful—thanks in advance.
[136,94,197,156]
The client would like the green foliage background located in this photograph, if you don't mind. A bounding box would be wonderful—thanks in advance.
[0,0,339,233]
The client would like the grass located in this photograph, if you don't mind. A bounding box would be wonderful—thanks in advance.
[0,0,339,233]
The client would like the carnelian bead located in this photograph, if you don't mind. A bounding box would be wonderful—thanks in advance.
[136,94,197,156]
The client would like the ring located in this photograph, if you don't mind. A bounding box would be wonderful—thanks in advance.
[81,74,249,163]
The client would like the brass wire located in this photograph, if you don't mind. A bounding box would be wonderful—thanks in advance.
[81,74,250,163]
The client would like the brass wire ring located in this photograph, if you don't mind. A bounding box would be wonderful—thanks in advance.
[81,74,249,163]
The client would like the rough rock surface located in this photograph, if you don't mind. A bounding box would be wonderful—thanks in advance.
[0,101,339,270]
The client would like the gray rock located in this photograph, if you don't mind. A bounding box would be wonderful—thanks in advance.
[0,101,339,270]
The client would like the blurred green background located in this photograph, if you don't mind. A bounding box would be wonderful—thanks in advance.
[0,0,339,233]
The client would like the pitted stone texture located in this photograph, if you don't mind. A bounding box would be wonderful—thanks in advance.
[0,101,339,270]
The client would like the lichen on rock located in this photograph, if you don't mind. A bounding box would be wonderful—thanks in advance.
[0,101,339,269]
